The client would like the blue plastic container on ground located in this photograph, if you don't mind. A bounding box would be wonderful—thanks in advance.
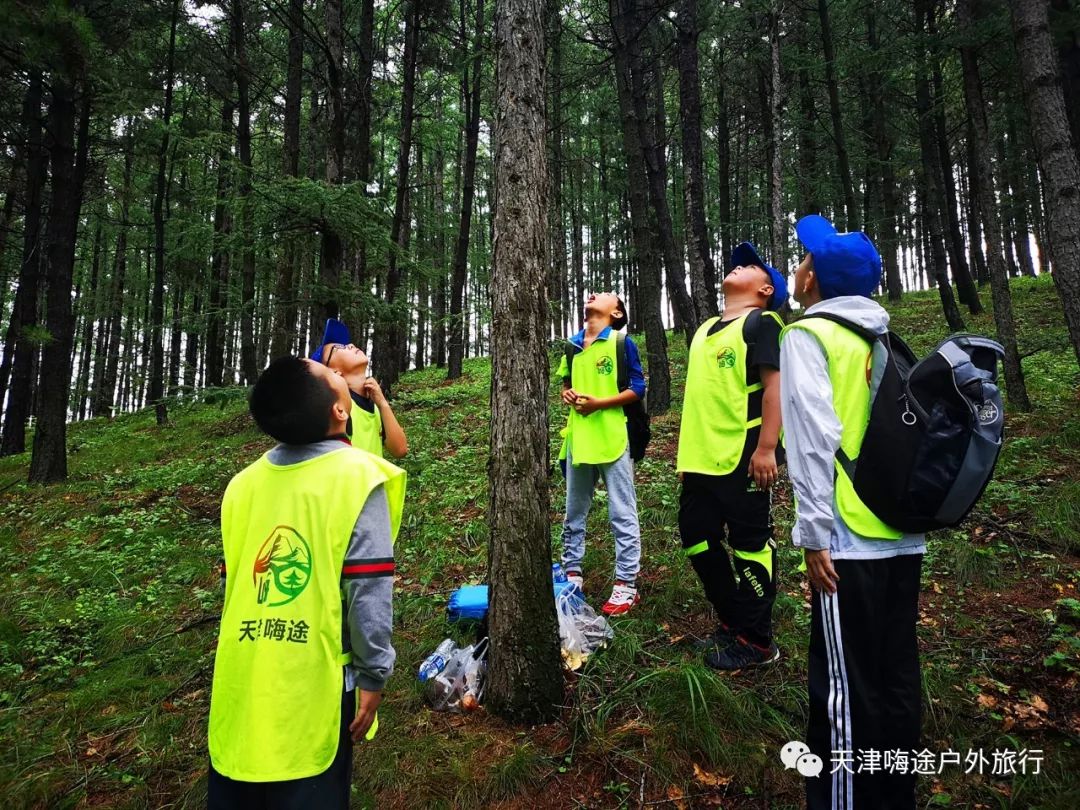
[447,579,582,622]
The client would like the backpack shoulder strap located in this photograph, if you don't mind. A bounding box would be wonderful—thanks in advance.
[563,342,575,381]
[616,332,629,392]
[741,308,764,348]
[799,311,880,344]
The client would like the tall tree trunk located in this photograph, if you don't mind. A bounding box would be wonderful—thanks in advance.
[1011,0,1080,365]
[432,87,448,368]
[866,6,902,300]
[270,0,304,359]
[94,129,133,417]
[964,124,990,284]
[75,222,103,419]
[766,5,785,273]
[232,0,257,384]
[30,76,89,482]
[959,0,1031,410]
[715,46,732,272]
[447,0,483,379]
[547,1,566,339]
[318,0,346,334]
[929,0,982,313]
[639,49,696,341]
[915,0,966,331]
[149,0,179,425]
[818,0,856,229]
[205,85,234,389]
[1050,0,1080,153]
[375,0,420,392]
[676,0,717,319]
[487,0,563,723]
[611,0,671,413]
[0,74,46,446]
[796,28,820,215]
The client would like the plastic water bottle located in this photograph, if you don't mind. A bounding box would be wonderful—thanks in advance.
[552,563,568,583]
[418,639,457,682]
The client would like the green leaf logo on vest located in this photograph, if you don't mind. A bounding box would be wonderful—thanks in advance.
[716,347,737,370]
[595,356,614,376]
[253,527,312,607]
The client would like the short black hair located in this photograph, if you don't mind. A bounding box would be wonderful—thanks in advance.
[249,356,335,444]
[612,296,628,331]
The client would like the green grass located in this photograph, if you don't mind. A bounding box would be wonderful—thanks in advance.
[1,276,1078,808]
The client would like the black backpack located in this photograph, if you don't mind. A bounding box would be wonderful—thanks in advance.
[803,313,1005,533]
[564,333,651,461]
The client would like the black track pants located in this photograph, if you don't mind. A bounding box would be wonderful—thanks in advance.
[806,554,922,810]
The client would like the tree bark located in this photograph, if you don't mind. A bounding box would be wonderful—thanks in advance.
[30,76,90,482]
[1050,0,1080,154]
[1011,0,1080,365]
[317,0,346,336]
[676,0,717,319]
[232,0,257,384]
[958,0,1031,410]
[447,0,483,379]
[766,5,785,273]
[487,0,563,723]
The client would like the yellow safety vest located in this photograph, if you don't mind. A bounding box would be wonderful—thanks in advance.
[557,334,627,465]
[208,446,406,782]
[677,311,781,476]
[782,317,903,539]
[348,397,384,457]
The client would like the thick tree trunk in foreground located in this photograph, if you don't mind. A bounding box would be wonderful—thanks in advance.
[959,0,1031,410]
[819,0,856,229]
[486,0,563,723]
[1011,0,1080,366]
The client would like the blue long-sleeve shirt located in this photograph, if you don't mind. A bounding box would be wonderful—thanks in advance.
[564,327,647,399]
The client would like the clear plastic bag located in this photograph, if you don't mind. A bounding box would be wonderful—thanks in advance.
[425,638,488,712]
[556,590,613,670]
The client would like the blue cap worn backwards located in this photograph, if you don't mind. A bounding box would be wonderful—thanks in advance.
[730,242,789,311]
[311,318,351,364]
[795,214,882,299]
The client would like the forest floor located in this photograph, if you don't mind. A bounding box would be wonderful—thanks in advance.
[1,276,1078,809]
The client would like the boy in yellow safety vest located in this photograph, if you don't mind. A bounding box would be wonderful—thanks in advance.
[207,355,406,809]
[782,215,925,810]
[676,242,787,670]
[557,292,646,615]
[311,318,408,459]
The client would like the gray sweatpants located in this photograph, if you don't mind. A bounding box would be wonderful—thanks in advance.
[561,447,641,585]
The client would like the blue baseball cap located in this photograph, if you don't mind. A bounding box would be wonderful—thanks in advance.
[311,318,351,363]
[729,242,789,311]
[795,215,882,299]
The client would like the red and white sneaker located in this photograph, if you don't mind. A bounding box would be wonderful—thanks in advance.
[602,583,639,616]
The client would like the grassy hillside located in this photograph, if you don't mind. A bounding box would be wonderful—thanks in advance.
[1,276,1078,808]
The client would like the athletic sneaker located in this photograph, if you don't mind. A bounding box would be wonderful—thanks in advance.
[566,572,584,593]
[602,583,639,616]
[704,637,780,671]
[693,622,736,650]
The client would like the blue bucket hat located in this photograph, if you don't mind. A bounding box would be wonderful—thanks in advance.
[729,242,789,311]
[795,215,882,299]
[310,318,352,363]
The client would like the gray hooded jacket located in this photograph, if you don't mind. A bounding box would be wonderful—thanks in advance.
[780,296,926,559]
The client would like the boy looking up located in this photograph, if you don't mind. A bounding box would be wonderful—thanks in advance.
[781,215,926,810]
[312,318,408,458]
[677,242,787,670]
[557,292,646,616]
[207,356,406,809]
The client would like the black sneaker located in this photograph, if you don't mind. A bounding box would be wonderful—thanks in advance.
[692,623,736,650]
[704,638,780,671]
